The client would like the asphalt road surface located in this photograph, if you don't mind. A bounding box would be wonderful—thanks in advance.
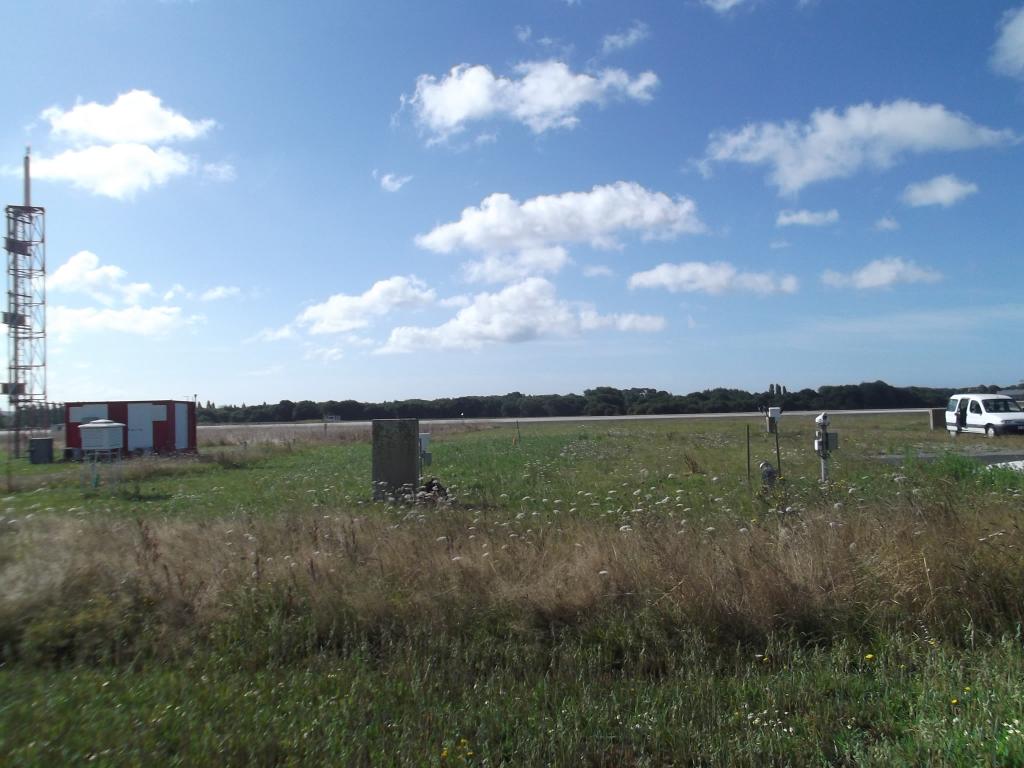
[197,408,933,432]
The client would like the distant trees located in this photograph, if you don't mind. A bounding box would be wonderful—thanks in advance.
[192,380,967,424]
[292,400,321,421]
[584,387,627,416]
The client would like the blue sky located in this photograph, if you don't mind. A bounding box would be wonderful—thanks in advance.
[4,0,1024,405]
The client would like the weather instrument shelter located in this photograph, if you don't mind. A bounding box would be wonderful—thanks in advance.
[64,400,197,454]
[78,418,124,454]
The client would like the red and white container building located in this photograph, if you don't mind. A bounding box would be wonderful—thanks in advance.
[64,400,197,454]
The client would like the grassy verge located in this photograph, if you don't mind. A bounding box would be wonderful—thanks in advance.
[3,635,1023,766]
[1,416,1023,765]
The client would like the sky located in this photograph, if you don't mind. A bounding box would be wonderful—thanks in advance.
[3,0,1024,405]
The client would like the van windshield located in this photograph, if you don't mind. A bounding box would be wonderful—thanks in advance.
[982,399,1022,413]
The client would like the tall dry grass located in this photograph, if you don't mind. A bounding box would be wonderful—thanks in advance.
[197,420,492,447]
[2,496,1021,665]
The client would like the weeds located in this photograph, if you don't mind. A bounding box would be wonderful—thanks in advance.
[2,491,1022,667]
[1,416,1023,765]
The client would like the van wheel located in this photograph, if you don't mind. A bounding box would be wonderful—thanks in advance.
[986,424,998,438]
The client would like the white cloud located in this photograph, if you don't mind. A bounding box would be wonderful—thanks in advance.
[381,278,570,352]
[515,25,532,43]
[537,36,566,50]
[202,161,236,182]
[439,295,471,308]
[248,325,294,342]
[629,261,799,295]
[379,172,413,192]
[462,247,570,284]
[163,283,186,301]
[406,60,658,141]
[992,6,1024,80]
[50,305,193,342]
[702,0,754,12]
[583,264,614,277]
[200,285,241,301]
[416,182,704,263]
[579,308,665,332]
[901,174,978,208]
[16,90,222,199]
[602,22,649,54]
[41,90,214,145]
[30,144,192,200]
[45,250,200,341]
[50,250,152,305]
[702,100,1015,194]
[303,344,345,363]
[776,208,839,227]
[821,257,942,289]
[379,277,661,353]
[298,276,436,334]
[874,216,900,231]
[769,239,791,250]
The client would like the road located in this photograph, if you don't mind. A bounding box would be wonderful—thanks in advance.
[875,451,1024,466]
[0,408,938,441]
[197,408,933,433]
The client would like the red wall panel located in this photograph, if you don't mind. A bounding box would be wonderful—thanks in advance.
[64,400,197,453]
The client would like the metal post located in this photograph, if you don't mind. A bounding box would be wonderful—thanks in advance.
[745,424,751,486]
[5,422,11,492]
[773,427,782,479]
[814,415,835,484]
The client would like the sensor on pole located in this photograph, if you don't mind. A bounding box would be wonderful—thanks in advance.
[813,412,839,483]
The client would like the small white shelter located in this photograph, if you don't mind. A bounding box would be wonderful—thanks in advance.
[79,419,125,453]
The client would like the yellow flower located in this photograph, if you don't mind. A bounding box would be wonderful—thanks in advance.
[950,698,959,705]
[864,653,875,661]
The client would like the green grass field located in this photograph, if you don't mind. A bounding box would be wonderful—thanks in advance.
[2,415,1023,766]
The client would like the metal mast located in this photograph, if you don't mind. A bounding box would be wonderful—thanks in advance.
[4,148,46,458]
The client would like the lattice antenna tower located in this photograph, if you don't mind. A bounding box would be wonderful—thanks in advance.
[4,148,46,458]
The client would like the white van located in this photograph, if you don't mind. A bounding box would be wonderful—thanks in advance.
[946,394,1024,437]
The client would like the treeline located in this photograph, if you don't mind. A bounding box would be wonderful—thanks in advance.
[194,380,1002,424]
[0,403,64,430]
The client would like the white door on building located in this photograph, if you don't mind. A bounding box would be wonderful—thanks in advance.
[175,403,189,450]
[127,403,167,451]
